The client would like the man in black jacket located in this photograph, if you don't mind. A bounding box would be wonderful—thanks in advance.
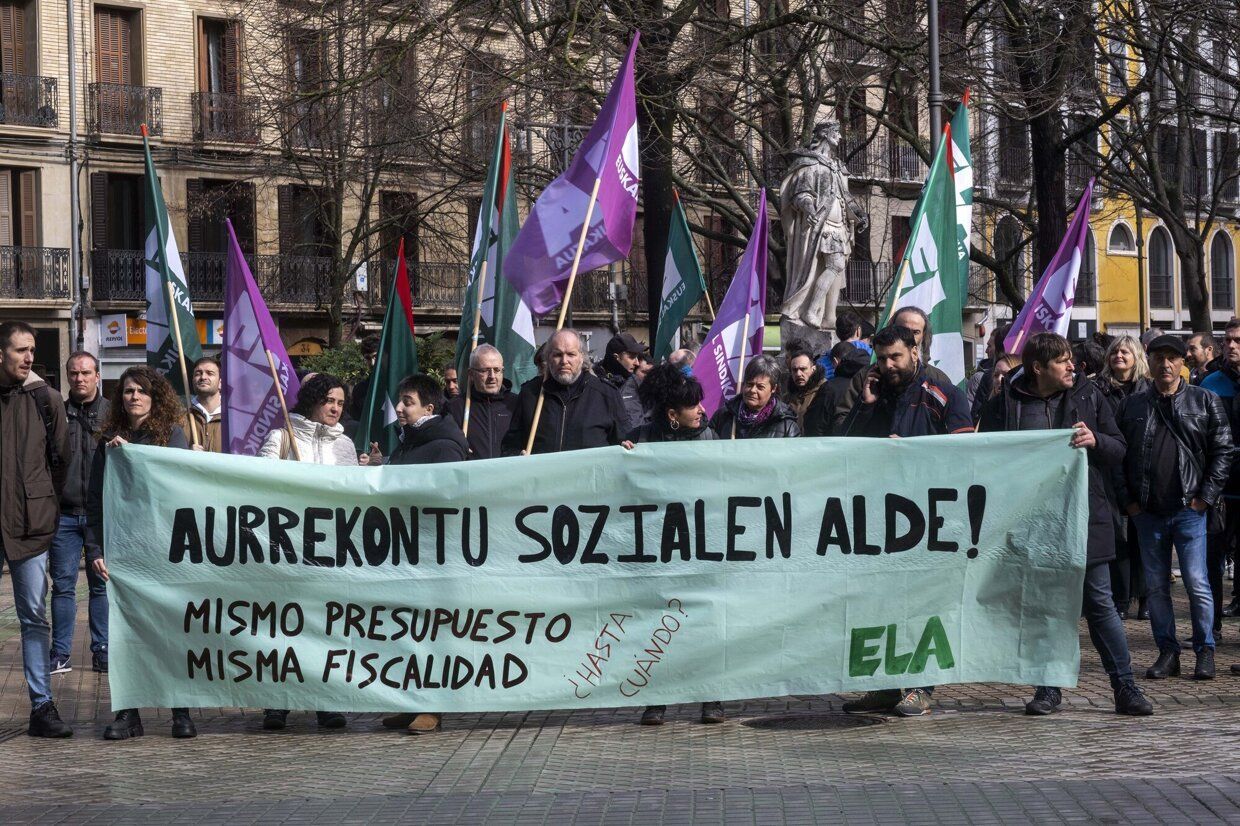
[505,330,625,455]
[594,332,647,433]
[446,345,518,461]
[1118,334,1233,681]
[784,345,833,436]
[979,333,1152,716]
[1186,332,1220,386]
[49,352,110,677]
[386,374,468,466]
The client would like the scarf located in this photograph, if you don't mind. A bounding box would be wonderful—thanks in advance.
[736,396,777,431]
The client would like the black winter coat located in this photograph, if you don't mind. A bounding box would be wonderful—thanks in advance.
[446,390,517,460]
[978,374,1126,565]
[784,368,834,437]
[388,415,468,465]
[1116,380,1234,511]
[62,394,109,515]
[709,396,801,439]
[504,372,626,454]
[626,419,717,443]
[840,367,973,438]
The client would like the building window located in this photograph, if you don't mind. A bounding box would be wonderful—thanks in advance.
[1211,232,1234,312]
[277,184,334,258]
[187,179,255,255]
[0,1,35,76]
[95,6,141,85]
[89,172,142,250]
[1077,231,1096,306]
[1149,226,1173,309]
[1108,223,1135,253]
[0,167,38,247]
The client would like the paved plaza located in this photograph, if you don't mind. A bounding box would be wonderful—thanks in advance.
[1,577,1237,825]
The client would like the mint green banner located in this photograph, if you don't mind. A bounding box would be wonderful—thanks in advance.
[104,432,1087,712]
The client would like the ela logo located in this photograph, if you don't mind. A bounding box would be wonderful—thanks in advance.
[848,616,954,677]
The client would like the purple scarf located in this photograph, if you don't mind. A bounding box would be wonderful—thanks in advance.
[736,396,777,430]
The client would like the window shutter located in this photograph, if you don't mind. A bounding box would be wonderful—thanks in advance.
[0,3,27,75]
[232,181,256,254]
[223,21,241,96]
[186,178,204,252]
[277,184,294,254]
[0,171,13,247]
[18,169,36,246]
[90,171,108,248]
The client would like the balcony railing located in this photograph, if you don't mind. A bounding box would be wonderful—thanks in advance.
[0,74,57,128]
[840,260,892,305]
[88,82,162,136]
[191,92,259,144]
[997,144,1030,187]
[92,249,334,306]
[0,246,70,300]
[887,138,926,183]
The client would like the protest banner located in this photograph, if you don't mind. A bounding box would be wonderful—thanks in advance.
[103,432,1087,712]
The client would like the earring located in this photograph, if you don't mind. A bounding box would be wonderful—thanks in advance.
[669,418,680,431]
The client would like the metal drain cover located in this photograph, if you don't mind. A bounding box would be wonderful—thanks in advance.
[743,713,886,730]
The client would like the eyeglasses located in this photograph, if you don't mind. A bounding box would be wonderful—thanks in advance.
[471,367,504,376]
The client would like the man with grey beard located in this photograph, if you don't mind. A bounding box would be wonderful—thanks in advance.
[504,329,626,455]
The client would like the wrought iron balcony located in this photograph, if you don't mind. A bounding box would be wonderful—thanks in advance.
[0,246,70,300]
[191,92,260,144]
[840,260,891,305]
[887,139,926,183]
[0,74,57,128]
[88,83,162,136]
[997,145,1030,187]
[91,249,335,306]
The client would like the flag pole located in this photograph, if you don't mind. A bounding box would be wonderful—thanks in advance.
[265,349,301,461]
[524,177,603,455]
[729,311,752,440]
[359,240,402,451]
[166,279,200,447]
[461,259,489,438]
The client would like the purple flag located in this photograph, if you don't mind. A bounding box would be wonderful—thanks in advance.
[1005,179,1095,355]
[692,190,769,416]
[221,219,300,455]
[506,35,641,314]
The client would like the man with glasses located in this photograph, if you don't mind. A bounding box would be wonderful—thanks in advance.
[446,344,518,460]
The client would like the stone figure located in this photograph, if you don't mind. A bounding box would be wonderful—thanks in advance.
[779,121,868,338]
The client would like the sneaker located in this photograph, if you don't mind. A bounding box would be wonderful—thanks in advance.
[103,709,143,740]
[316,711,347,729]
[92,652,108,673]
[50,655,71,675]
[1145,650,1180,679]
[842,689,902,713]
[640,705,666,726]
[170,710,197,739]
[262,709,288,731]
[1114,682,1154,716]
[894,688,933,717]
[28,701,73,738]
[1024,686,1062,716]
[699,702,726,724]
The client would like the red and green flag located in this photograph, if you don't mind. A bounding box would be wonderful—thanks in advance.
[355,239,419,454]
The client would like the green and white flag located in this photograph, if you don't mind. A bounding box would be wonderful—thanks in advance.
[881,96,972,387]
[142,128,201,391]
[355,240,419,456]
[653,191,708,363]
[455,102,537,389]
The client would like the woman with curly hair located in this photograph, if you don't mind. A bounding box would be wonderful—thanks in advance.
[84,365,195,740]
[259,373,360,466]
[621,363,724,727]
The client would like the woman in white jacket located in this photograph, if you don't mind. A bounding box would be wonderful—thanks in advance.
[259,373,360,466]
[257,372,358,731]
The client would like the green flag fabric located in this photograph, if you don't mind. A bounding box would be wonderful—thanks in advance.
[653,193,707,362]
[142,131,201,391]
[355,241,419,455]
[881,97,972,387]
[102,431,1088,712]
[454,104,537,389]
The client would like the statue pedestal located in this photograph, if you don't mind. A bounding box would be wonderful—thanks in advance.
[780,317,835,358]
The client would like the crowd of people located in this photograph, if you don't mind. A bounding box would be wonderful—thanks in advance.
[1,306,1238,739]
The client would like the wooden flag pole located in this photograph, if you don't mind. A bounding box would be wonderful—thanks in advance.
[524,177,603,456]
[461,259,490,439]
[729,310,752,440]
[265,349,301,461]
[166,280,200,447]
[703,288,717,322]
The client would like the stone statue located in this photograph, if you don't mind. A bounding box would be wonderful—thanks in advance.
[779,120,868,344]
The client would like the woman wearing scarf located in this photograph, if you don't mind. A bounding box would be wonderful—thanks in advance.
[708,355,801,440]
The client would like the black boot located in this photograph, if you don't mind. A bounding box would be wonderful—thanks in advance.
[316,711,347,729]
[103,709,144,740]
[1114,682,1154,716]
[699,701,725,724]
[640,705,666,726]
[1024,686,1062,716]
[28,701,73,738]
[262,709,289,730]
[1145,650,1180,679]
[1194,648,1216,680]
[170,708,197,738]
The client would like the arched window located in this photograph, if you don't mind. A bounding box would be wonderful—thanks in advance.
[1108,223,1135,253]
[1077,232,1096,306]
[1212,232,1235,312]
[1149,226,1173,309]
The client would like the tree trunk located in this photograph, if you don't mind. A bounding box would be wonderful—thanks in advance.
[639,96,675,343]
[1028,111,1066,282]
[1169,225,1210,332]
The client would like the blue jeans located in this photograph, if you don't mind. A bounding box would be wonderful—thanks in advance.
[1081,562,1134,687]
[0,544,53,707]
[1134,508,1215,653]
[50,514,108,657]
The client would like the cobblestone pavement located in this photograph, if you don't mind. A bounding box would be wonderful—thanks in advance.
[1,577,1237,824]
